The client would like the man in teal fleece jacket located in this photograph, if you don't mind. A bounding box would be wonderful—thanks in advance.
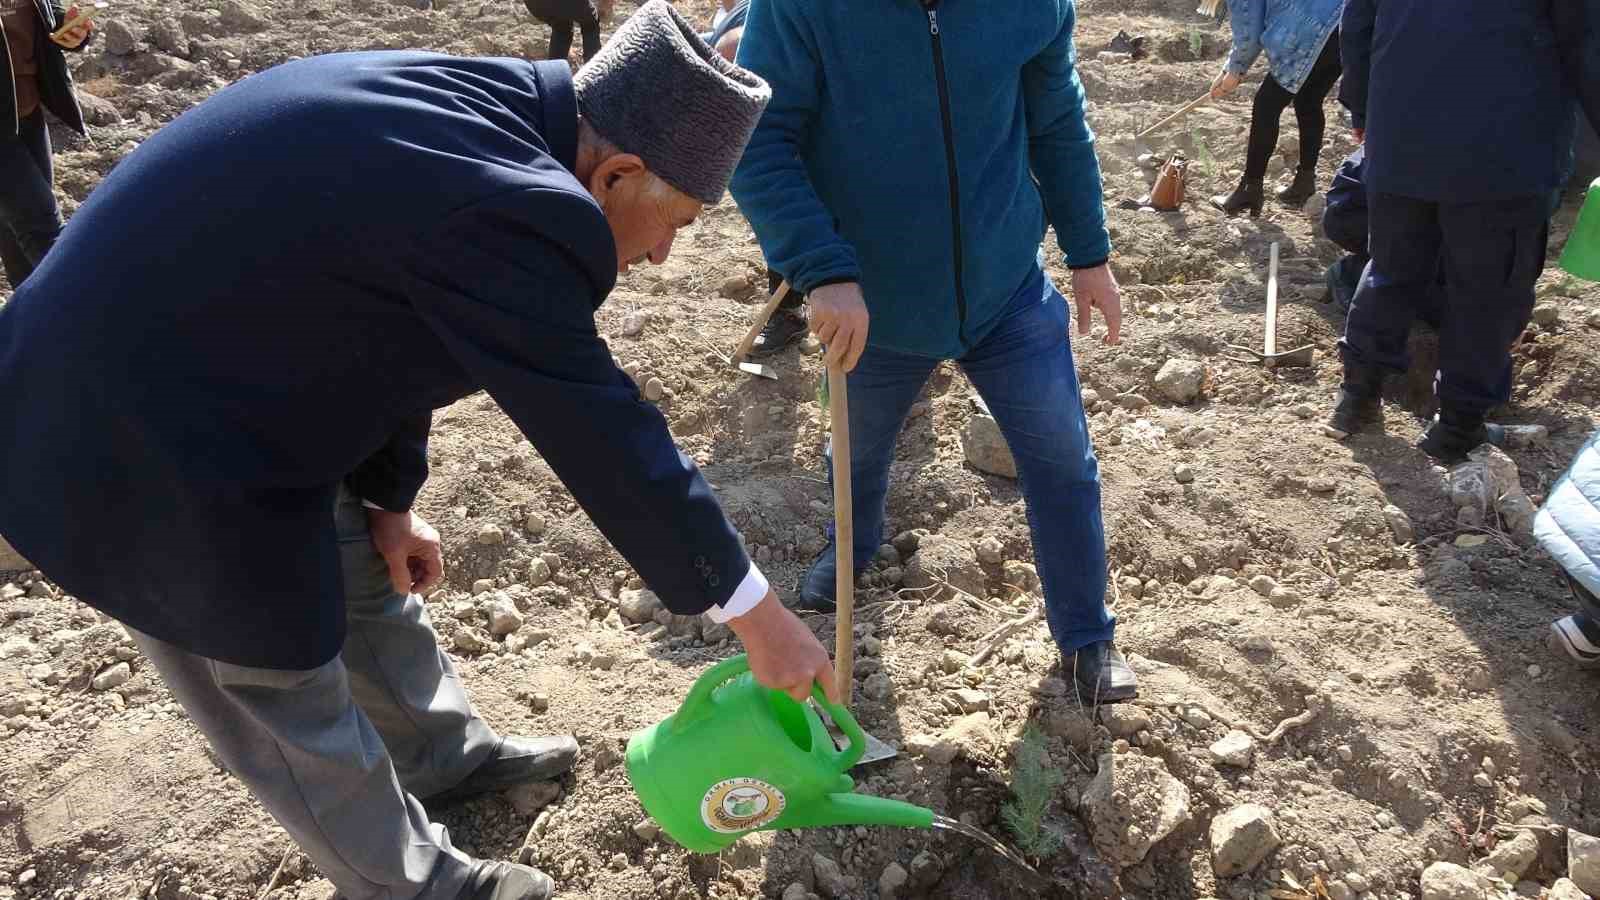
[730,0,1134,704]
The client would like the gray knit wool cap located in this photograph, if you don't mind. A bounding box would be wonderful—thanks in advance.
[572,0,771,204]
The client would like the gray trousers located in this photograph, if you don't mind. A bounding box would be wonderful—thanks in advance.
[130,489,500,900]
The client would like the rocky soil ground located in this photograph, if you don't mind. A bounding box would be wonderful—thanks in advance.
[5,0,1600,898]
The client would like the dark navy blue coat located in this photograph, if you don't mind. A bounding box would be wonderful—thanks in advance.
[1340,0,1600,202]
[0,52,751,669]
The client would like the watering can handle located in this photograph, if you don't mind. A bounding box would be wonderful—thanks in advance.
[674,655,867,772]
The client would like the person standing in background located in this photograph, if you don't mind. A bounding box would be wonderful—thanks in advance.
[1205,0,1345,217]
[521,0,609,64]
[0,0,91,289]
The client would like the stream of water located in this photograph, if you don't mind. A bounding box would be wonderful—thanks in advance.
[930,814,1043,879]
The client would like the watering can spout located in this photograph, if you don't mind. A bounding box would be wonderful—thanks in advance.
[781,793,935,831]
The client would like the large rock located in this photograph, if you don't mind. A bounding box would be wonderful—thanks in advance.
[1549,878,1588,900]
[1419,862,1493,900]
[1571,829,1600,896]
[618,588,662,624]
[1208,730,1255,768]
[1154,358,1206,404]
[150,18,191,56]
[100,19,139,55]
[218,0,267,32]
[91,662,132,691]
[75,92,121,126]
[1080,753,1191,868]
[961,411,1017,478]
[488,596,524,636]
[903,534,988,600]
[1383,504,1416,544]
[0,534,29,571]
[1477,830,1538,880]
[1209,804,1280,877]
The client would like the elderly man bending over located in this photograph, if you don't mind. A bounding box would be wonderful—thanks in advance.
[0,5,832,900]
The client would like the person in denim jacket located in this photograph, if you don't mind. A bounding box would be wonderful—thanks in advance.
[1205,0,1345,216]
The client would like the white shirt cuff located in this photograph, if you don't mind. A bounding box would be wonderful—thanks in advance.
[704,564,769,623]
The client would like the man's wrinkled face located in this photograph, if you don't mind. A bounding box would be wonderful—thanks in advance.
[587,154,702,273]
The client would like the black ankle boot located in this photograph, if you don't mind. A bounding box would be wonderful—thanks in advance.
[1417,410,1507,465]
[1210,178,1265,217]
[1276,167,1318,207]
[1326,365,1384,437]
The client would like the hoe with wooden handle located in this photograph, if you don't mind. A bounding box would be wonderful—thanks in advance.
[728,281,791,380]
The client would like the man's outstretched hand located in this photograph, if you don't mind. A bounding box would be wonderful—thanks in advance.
[367,508,444,596]
[727,591,839,704]
[1071,263,1123,345]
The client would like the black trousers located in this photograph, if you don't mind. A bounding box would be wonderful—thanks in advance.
[530,4,600,62]
[768,269,806,313]
[0,111,63,288]
[1338,191,1550,417]
[1243,30,1342,182]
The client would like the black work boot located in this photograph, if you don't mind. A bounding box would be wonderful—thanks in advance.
[1417,410,1507,465]
[1276,167,1319,207]
[796,541,868,613]
[1066,641,1138,706]
[1326,364,1384,438]
[459,861,554,900]
[749,307,808,358]
[426,736,579,804]
[1210,178,1265,217]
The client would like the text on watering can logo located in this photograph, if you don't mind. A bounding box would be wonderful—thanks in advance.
[700,778,786,833]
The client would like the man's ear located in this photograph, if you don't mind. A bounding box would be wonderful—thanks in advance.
[589,152,649,203]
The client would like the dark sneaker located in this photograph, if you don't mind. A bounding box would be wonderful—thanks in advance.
[1066,641,1138,706]
[748,308,808,359]
[459,861,554,900]
[796,543,868,614]
[427,736,579,804]
[1549,614,1600,670]
[1417,416,1506,465]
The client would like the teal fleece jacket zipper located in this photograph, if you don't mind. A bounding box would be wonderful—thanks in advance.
[730,0,1111,358]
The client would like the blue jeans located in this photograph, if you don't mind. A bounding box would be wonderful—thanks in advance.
[826,267,1113,655]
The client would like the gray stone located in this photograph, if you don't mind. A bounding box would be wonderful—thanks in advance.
[1209,804,1280,877]
[476,524,505,545]
[218,0,266,32]
[527,557,553,587]
[903,535,988,600]
[643,377,666,402]
[1478,830,1538,880]
[1154,358,1206,404]
[1532,302,1561,327]
[1248,574,1278,597]
[1548,878,1588,900]
[1383,504,1415,544]
[863,672,892,701]
[812,854,848,899]
[1174,463,1195,484]
[1419,862,1493,900]
[1498,490,1537,536]
[952,688,990,713]
[101,18,139,54]
[91,661,132,691]
[1570,829,1600,896]
[633,819,660,841]
[1081,752,1191,868]
[1208,730,1255,767]
[781,885,809,900]
[879,862,909,899]
[150,18,190,56]
[524,513,547,535]
[506,780,560,815]
[975,536,1004,565]
[620,312,649,337]
[908,850,943,891]
[700,621,732,644]
[76,91,121,126]
[570,642,616,670]
[962,412,1017,478]
[454,628,493,654]
[1003,560,1040,593]
[1100,704,1151,738]
[618,588,663,623]
[488,597,523,636]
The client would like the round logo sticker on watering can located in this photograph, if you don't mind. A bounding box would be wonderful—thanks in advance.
[700,777,787,833]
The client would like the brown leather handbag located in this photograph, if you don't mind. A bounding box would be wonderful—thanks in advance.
[1149,153,1189,210]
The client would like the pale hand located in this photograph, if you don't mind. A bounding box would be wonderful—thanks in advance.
[1071,263,1123,345]
[49,11,91,49]
[727,591,839,704]
[1210,69,1242,99]
[807,281,870,372]
[366,508,444,596]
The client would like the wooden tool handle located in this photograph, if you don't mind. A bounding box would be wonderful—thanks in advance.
[731,281,792,364]
[1265,242,1280,357]
[1135,91,1213,141]
[828,361,854,708]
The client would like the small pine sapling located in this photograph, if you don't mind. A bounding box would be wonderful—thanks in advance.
[1001,723,1065,858]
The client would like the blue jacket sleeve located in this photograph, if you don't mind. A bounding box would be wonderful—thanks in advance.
[1025,1,1112,269]
[1554,0,1600,138]
[406,189,753,615]
[1340,0,1375,130]
[1224,0,1266,74]
[345,413,432,512]
[728,0,861,293]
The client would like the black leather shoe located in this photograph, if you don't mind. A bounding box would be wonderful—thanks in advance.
[1326,364,1384,438]
[796,543,867,614]
[1276,167,1318,207]
[428,736,579,804]
[1417,413,1506,465]
[1066,641,1138,705]
[1210,178,1265,217]
[459,861,553,900]
[749,307,808,359]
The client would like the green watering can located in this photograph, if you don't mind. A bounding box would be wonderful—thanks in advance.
[1562,177,1600,282]
[625,655,934,853]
